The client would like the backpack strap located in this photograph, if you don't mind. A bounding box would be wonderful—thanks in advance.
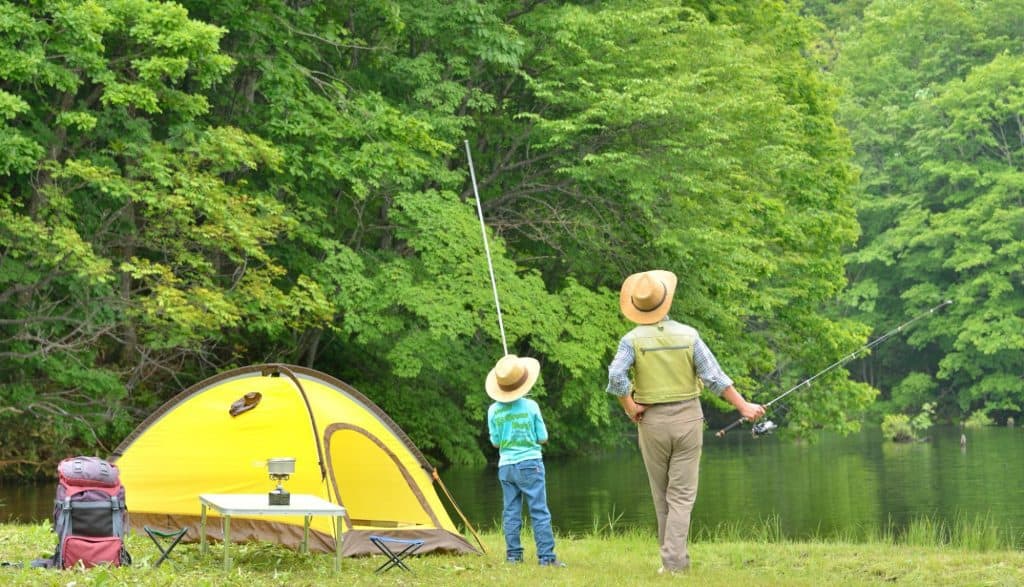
[53,498,72,565]
[110,496,124,536]
[55,498,73,535]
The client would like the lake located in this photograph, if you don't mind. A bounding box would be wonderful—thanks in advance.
[437,424,1024,540]
[2,425,1021,541]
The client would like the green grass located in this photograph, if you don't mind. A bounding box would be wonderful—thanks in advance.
[1,520,1023,586]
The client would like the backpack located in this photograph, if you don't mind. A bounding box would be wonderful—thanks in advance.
[46,456,131,569]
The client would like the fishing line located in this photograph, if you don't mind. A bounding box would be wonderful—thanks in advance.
[716,299,953,438]
[464,140,508,355]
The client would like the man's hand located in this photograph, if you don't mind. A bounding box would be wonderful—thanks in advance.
[617,394,646,423]
[629,404,647,423]
[722,386,766,422]
[738,401,766,422]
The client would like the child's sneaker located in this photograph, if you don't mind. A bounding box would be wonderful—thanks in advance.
[506,557,523,564]
[539,558,567,567]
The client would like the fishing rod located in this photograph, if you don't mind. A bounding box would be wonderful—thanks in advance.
[716,299,953,439]
[464,140,508,355]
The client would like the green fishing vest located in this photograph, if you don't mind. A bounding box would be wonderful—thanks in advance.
[628,321,702,404]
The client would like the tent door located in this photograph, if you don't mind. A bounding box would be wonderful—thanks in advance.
[323,423,441,529]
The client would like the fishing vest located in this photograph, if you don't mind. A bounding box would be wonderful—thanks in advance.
[628,320,702,404]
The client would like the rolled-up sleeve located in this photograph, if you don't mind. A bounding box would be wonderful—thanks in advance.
[605,336,635,397]
[693,335,733,395]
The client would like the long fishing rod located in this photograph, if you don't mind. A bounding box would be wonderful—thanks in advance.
[464,140,508,355]
[716,299,953,438]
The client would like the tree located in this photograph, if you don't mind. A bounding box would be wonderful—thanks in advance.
[473,0,868,436]
[0,0,330,474]
[835,0,1024,423]
[1,0,866,473]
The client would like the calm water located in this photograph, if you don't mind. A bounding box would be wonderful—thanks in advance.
[3,425,1022,540]
[437,424,1024,539]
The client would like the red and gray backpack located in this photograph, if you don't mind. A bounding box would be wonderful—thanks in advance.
[46,456,131,569]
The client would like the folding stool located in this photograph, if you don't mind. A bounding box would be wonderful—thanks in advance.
[144,526,188,567]
[369,535,425,573]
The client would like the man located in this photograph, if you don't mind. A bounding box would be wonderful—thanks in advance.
[606,269,765,573]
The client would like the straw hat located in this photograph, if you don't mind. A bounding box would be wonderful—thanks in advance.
[485,354,540,403]
[619,270,678,324]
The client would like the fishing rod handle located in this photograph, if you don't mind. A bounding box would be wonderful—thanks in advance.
[715,417,746,438]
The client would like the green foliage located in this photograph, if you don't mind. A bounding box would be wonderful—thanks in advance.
[835,0,1024,423]
[880,414,913,443]
[2,0,865,472]
[0,0,333,467]
[464,0,864,438]
[910,402,935,434]
[870,371,937,420]
[881,402,934,442]
[963,410,993,429]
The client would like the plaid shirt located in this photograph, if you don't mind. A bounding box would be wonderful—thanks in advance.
[605,317,734,397]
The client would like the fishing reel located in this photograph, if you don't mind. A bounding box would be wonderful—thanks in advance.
[751,420,777,438]
[750,401,789,438]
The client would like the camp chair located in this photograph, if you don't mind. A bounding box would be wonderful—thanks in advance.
[369,535,425,573]
[144,526,188,567]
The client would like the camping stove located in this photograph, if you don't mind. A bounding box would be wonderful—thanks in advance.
[266,457,295,505]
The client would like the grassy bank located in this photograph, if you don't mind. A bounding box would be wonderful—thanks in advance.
[1,521,1023,586]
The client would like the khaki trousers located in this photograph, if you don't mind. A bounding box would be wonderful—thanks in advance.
[637,399,703,572]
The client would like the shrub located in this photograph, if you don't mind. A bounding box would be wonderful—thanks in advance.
[964,411,993,429]
[881,414,914,442]
[882,403,933,442]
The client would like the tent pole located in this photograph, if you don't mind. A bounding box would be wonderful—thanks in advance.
[265,364,333,502]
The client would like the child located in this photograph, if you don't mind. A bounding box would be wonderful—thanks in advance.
[486,354,566,567]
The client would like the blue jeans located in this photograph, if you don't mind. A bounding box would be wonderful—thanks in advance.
[498,458,556,562]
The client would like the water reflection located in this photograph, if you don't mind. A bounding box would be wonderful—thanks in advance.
[434,425,1024,540]
[700,431,884,539]
[0,482,52,523]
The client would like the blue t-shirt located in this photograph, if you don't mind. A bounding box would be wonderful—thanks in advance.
[487,397,548,467]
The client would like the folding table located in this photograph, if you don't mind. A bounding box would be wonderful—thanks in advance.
[198,493,346,573]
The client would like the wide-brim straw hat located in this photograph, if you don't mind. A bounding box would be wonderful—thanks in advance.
[619,270,678,324]
[485,355,540,403]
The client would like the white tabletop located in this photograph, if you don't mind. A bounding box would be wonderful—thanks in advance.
[200,493,346,516]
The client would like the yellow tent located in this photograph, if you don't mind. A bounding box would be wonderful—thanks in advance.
[111,364,480,556]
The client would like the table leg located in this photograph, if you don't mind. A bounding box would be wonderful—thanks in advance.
[200,503,208,555]
[302,516,310,554]
[223,515,232,571]
[334,515,342,574]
